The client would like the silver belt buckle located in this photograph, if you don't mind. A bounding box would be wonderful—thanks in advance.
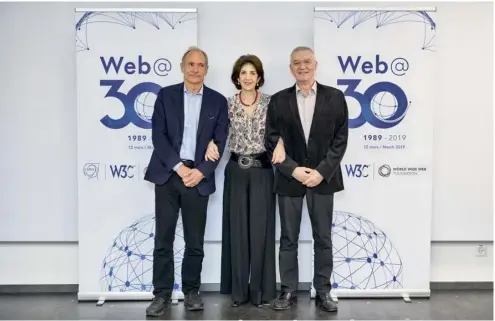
[238,156,253,169]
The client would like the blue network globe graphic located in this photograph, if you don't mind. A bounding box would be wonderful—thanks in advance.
[134,92,156,123]
[323,211,404,289]
[101,211,402,292]
[371,91,398,121]
[100,214,185,292]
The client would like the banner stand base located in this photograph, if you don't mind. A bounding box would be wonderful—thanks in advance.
[309,286,430,301]
[402,293,412,303]
[81,289,429,303]
[171,291,185,305]
[78,291,185,305]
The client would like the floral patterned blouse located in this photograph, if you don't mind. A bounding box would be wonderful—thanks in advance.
[227,92,271,155]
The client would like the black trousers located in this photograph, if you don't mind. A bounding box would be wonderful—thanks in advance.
[152,173,209,298]
[220,159,277,305]
[278,189,334,296]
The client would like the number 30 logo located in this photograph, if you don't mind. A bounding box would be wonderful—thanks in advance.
[338,79,409,129]
[100,80,161,129]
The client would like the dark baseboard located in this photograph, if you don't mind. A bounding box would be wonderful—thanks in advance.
[430,282,493,290]
[0,284,79,293]
[201,282,312,292]
[0,282,491,293]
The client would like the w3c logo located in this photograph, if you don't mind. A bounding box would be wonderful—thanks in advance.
[109,165,135,178]
[100,80,161,130]
[338,79,410,129]
[345,164,370,178]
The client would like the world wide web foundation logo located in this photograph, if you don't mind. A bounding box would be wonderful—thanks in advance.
[100,211,403,292]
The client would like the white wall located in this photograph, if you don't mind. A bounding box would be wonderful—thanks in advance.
[0,1,492,286]
[432,1,494,241]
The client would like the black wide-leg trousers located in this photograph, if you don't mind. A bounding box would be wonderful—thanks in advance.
[220,159,277,305]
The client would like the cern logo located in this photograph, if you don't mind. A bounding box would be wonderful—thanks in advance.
[83,163,100,179]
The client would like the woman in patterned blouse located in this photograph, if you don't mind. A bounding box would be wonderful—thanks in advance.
[205,54,285,307]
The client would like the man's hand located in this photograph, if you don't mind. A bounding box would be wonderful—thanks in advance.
[272,141,286,164]
[205,140,219,161]
[176,164,192,179]
[183,169,204,188]
[303,169,324,188]
[292,167,312,183]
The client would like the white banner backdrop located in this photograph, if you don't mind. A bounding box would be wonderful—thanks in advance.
[312,8,436,298]
[76,9,198,301]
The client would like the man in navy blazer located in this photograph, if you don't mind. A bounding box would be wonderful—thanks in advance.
[144,46,228,316]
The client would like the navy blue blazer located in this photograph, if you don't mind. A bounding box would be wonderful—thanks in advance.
[144,82,228,196]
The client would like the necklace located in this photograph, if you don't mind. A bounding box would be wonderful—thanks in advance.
[239,91,259,106]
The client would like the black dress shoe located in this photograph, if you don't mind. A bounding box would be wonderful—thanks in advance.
[316,293,337,312]
[231,300,247,307]
[146,296,171,316]
[184,291,204,311]
[272,292,297,310]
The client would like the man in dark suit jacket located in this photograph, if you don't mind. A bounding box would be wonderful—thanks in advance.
[265,46,348,312]
[144,46,228,316]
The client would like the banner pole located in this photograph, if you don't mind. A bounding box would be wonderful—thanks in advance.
[75,8,197,13]
[314,7,436,12]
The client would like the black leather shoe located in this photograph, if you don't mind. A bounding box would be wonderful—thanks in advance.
[184,291,204,311]
[146,296,171,316]
[272,292,297,310]
[316,293,337,312]
[231,300,248,307]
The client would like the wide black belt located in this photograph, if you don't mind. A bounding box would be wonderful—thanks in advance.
[230,153,271,169]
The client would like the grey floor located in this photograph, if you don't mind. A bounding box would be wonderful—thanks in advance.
[0,290,492,320]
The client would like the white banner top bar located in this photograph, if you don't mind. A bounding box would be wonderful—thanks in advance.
[75,8,197,13]
[314,6,436,12]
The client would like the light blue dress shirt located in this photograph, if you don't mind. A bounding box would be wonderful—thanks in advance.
[173,85,203,171]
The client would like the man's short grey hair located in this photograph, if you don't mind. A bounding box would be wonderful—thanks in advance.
[290,46,316,62]
[181,46,209,67]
